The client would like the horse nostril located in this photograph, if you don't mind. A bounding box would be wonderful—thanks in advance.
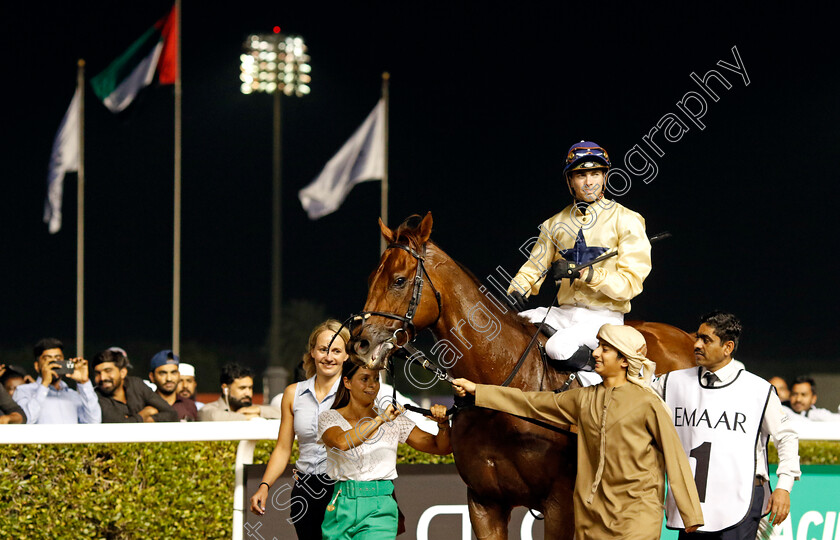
[355,340,370,354]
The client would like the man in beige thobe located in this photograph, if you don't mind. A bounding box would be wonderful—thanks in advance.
[453,324,703,540]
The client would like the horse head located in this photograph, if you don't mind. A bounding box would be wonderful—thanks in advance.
[352,212,443,370]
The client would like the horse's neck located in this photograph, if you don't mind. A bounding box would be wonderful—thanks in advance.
[428,260,541,388]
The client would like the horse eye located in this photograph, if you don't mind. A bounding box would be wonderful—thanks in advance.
[393,277,407,287]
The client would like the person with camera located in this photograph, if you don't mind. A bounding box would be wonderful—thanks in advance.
[13,337,101,424]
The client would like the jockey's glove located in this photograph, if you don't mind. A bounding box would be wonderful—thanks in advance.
[550,259,582,281]
[507,291,528,311]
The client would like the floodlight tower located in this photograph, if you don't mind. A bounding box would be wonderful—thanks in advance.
[240,30,310,368]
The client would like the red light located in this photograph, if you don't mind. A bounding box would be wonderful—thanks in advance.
[273,26,281,34]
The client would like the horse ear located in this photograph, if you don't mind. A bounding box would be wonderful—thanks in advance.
[378,218,396,244]
[417,212,434,243]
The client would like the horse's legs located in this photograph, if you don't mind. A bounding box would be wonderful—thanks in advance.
[467,488,511,540]
[542,499,576,540]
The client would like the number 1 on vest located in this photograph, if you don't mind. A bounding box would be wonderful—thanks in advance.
[690,441,712,502]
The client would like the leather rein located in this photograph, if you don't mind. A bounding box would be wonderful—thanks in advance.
[340,241,575,418]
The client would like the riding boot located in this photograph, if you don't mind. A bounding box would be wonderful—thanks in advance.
[551,345,593,372]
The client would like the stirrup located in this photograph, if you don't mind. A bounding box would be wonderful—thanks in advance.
[550,345,593,372]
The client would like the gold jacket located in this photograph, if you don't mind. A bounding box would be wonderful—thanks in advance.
[508,199,651,314]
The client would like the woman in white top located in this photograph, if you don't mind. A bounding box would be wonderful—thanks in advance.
[249,319,350,539]
[318,360,452,539]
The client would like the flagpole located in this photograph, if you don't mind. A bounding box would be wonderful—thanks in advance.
[269,89,282,368]
[76,59,86,358]
[380,72,390,254]
[172,0,183,354]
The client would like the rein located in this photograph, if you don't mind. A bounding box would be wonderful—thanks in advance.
[350,239,577,418]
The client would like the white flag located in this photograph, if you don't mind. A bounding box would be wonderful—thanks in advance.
[44,88,81,233]
[299,99,385,219]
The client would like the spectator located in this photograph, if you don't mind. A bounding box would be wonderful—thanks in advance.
[0,366,26,424]
[769,376,791,407]
[13,338,101,424]
[92,348,178,423]
[199,363,282,421]
[1,365,34,397]
[177,362,203,410]
[148,350,197,422]
[785,376,840,421]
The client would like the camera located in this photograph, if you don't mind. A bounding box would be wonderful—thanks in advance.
[52,359,75,376]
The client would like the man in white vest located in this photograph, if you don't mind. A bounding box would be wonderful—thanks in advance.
[652,311,800,539]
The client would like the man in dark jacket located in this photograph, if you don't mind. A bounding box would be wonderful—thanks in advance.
[0,384,26,424]
[92,348,178,423]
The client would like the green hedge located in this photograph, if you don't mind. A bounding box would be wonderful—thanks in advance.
[0,441,834,538]
[768,441,840,465]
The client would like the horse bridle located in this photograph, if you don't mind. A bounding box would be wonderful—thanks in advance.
[352,242,442,347]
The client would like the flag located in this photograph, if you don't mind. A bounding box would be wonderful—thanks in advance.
[90,5,177,113]
[44,88,81,234]
[299,99,386,219]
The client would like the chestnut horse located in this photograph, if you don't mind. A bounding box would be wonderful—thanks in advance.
[353,213,695,539]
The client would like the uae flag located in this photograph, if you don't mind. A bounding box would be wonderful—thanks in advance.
[90,5,177,113]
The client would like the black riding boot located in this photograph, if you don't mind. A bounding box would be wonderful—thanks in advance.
[551,345,594,372]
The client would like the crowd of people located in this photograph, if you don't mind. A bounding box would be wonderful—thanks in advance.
[769,375,840,422]
[0,337,283,424]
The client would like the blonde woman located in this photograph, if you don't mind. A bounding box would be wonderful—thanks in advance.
[249,319,350,539]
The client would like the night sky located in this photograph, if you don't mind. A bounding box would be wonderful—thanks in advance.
[4,2,839,376]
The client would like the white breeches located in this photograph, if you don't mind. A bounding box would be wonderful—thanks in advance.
[519,305,624,387]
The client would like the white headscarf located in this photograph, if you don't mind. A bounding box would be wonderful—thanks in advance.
[597,324,659,394]
[586,324,669,504]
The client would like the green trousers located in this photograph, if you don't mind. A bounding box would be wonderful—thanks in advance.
[321,479,397,539]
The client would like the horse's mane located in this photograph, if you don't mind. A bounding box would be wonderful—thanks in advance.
[394,215,535,334]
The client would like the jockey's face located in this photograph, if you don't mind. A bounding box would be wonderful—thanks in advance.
[593,341,628,379]
[568,169,605,202]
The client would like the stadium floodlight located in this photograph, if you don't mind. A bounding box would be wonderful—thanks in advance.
[238,29,311,379]
[240,33,311,96]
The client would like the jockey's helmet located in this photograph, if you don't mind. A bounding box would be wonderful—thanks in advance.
[563,141,611,176]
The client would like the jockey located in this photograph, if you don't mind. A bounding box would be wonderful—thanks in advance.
[507,141,651,385]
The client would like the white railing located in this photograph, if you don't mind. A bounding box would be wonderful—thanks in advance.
[788,421,840,441]
[1,420,281,540]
